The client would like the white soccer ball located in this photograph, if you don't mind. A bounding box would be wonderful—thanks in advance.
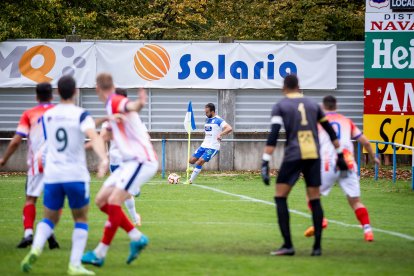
[167,173,181,184]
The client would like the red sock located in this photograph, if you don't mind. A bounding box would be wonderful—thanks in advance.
[23,204,36,230]
[100,203,134,233]
[355,207,370,226]
[101,205,123,245]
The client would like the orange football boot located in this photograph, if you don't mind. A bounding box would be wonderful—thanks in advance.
[304,218,328,237]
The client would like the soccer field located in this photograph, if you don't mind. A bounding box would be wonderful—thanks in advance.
[0,173,413,275]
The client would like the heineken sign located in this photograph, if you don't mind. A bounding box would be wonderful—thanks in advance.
[390,0,414,10]
[364,0,414,154]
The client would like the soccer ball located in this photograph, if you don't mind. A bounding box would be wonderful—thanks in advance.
[168,173,181,184]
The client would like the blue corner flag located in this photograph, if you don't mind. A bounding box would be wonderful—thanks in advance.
[184,101,196,133]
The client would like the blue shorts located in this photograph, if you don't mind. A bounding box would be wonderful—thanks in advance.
[110,164,120,173]
[43,182,90,211]
[193,147,219,162]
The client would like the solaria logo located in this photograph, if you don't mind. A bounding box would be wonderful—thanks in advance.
[0,45,86,83]
[133,44,171,81]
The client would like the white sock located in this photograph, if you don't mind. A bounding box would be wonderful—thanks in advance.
[70,223,88,267]
[24,228,33,237]
[94,242,109,259]
[190,167,202,182]
[124,197,139,224]
[32,219,54,251]
[363,224,372,233]
[128,228,142,241]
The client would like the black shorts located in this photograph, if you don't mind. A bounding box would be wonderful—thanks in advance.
[276,159,321,187]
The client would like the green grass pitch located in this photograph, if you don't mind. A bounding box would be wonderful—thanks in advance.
[0,173,413,275]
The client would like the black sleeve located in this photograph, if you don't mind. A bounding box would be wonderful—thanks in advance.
[266,124,281,146]
[320,120,338,142]
[266,104,283,147]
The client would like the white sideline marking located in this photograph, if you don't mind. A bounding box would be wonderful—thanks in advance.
[192,184,414,241]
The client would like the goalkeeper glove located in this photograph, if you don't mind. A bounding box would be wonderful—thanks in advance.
[336,148,349,176]
[261,153,271,185]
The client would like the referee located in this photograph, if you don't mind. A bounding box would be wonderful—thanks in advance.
[261,75,348,256]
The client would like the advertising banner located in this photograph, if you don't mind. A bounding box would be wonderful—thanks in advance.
[0,42,337,89]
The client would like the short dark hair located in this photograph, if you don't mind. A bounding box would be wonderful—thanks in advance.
[96,73,114,90]
[36,82,52,102]
[57,76,76,100]
[115,88,128,98]
[323,95,337,111]
[205,103,215,112]
[283,74,299,90]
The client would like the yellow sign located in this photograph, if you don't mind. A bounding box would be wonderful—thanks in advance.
[363,114,414,154]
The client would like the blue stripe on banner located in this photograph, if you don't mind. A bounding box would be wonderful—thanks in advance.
[42,218,55,229]
[124,163,143,191]
[79,111,90,124]
[75,222,88,231]
[40,116,47,140]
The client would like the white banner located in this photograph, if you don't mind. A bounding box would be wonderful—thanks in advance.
[365,12,414,32]
[0,41,337,89]
[0,42,96,87]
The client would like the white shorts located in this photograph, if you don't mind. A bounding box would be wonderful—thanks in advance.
[320,165,360,198]
[26,174,44,197]
[103,160,158,196]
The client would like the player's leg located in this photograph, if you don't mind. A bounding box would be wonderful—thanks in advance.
[124,195,141,226]
[188,147,205,175]
[21,184,63,272]
[17,194,37,248]
[63,181,94,275]
[340,173,374,241]
[303,159,324,256]
[304,163,336,237]
[189,158,206,184]
[270,161,299,256]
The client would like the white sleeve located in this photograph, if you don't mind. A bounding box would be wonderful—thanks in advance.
[80,116,96,133]
[219,120,228,129]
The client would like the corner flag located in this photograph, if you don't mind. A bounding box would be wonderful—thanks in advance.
[184,101,196,133]
[184,101,196,184]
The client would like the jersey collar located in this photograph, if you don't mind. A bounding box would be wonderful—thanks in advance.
[285,92,303,99]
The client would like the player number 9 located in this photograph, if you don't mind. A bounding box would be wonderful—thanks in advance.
[56,128,68,152]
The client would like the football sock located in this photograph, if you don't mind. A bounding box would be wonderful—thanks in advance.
[128,228,142,241]
[94,242,109,259]
[70,222,88,267]
[124,197,139,224]
[190,165,202,182]
[310,198,324,250]
[275,197,292,248]
[355,207,372,233]
[101,204,135,233]
[32,218,54,251]
[101,205,123,246]
[23,204,36,237]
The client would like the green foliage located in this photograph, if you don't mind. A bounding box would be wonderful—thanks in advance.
[0,0,365,41]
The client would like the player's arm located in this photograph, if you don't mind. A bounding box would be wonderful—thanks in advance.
[357,134,381,166]
[94,117,109,127]
[80,112,109,177]
[261,107,283,185]
[0,134,23,166]
[125,88,147,113]
[217,123,233,141]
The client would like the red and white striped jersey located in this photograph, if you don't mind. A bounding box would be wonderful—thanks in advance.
[16,103,54,175]
[105,93,157,163]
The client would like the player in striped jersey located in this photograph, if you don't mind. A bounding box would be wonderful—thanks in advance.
[82,74,158,267]
[0,83,59,249]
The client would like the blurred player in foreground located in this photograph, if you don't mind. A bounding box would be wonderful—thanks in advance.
[261,75,349,256]
[82,74,157,267]
[304,95,380,242]
[100,88,141,226]
[0,83,59,249]
[21,76,108,275]
[187,103,233,184]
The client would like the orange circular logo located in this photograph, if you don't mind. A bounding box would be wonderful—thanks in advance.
[134,44,171,81]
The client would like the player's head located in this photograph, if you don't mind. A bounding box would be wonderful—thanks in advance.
[205,103,216,118]
[115,88,128,98]
[96,73,114,101]
[282,74,299,93]
[57,76,77,101]
[36,82,53,103]
[323,95,337,111]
